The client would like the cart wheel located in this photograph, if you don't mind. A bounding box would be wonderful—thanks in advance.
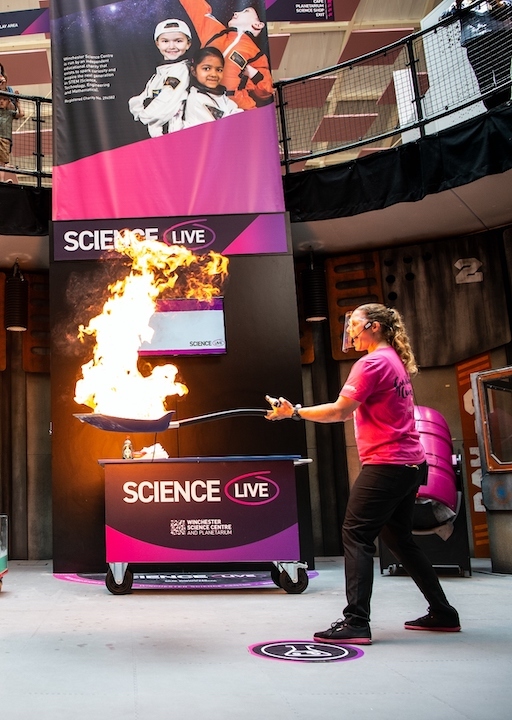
[279,568,309,594]
[270,565,282,588]
[105,567,133,595]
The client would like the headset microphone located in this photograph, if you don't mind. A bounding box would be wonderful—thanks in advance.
[351,321,372,344]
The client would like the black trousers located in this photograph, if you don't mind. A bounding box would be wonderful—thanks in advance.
[342,462,453,624]
[465,32,512,109]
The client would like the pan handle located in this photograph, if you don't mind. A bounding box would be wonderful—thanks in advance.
[169,408,268,428]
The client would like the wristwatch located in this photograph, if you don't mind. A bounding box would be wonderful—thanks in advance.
[291,404,302,420]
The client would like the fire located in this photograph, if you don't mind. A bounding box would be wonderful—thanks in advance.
[74,231,229,418]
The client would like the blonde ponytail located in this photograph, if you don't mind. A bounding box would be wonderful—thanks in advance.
[357,303,418,376]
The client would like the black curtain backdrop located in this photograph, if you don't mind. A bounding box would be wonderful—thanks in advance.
[2,104,511,237]
[283,103,512,223]
[0,185,50,236]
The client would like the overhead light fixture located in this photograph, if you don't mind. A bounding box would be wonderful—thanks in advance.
[5,259,28,332]
[302,254,328,322]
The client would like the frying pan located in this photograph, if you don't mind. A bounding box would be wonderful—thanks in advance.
[74,407,268,433]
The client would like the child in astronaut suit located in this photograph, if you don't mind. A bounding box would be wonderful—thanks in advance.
[184,47,243,128]
[179,0,273,110]
[128,19,193,137]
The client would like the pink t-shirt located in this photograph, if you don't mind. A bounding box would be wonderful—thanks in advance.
[340,346,425,466]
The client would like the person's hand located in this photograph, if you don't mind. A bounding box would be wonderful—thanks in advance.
[265,395,294,420]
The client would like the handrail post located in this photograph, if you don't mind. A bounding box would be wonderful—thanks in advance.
[275,83,292,175]
[405,37,426,138]
[34,98,43,190]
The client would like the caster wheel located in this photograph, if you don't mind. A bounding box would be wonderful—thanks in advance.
[270,565,282,588]
[105,567,133,595]
[279,568,309,594]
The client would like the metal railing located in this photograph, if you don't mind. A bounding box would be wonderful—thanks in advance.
[0,90,52,188]
[275,1,512,172]
[3,2,511,184]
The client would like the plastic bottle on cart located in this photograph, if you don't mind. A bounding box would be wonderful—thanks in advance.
[122,436,133,459]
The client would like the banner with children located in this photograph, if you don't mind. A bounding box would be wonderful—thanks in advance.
[51,0,285,227]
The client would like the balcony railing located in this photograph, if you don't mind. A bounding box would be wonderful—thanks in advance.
[3,1,510,184]
[275,0,512,172]
[0,90,52,189]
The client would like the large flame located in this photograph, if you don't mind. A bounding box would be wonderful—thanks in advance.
[74,231,229,418]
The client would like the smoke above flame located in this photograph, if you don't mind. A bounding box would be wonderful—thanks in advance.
[74,231,229,419]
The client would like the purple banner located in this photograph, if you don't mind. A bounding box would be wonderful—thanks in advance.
[157,298,224,312]
[0,9,49,38]
[52,213,288,260]
[103,458,300,562]
[51,0,284,223]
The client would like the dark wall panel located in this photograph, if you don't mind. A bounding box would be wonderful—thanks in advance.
[380,235,510,367]
[0,185,50,236]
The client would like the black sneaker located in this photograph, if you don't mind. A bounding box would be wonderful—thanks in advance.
[314,619,372,645]
[404,610,461,632]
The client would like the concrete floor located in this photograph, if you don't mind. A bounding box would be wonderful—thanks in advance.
[1,557,511,720]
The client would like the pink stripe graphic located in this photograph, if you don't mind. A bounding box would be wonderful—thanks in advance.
[105,523,300,563]
[22,10,50,35]
[53,105,284,221]
[223,213,288,255]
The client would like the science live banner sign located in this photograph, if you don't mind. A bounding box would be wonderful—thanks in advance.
[51,0,287,256]
[53,212,288,259]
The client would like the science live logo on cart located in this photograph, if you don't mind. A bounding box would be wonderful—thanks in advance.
[122,470,280,505]
[105,458,298,559]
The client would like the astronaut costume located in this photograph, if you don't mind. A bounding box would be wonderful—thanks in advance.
[128,59,190,137]
[179,0,273,110]
[184,83,243,128]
